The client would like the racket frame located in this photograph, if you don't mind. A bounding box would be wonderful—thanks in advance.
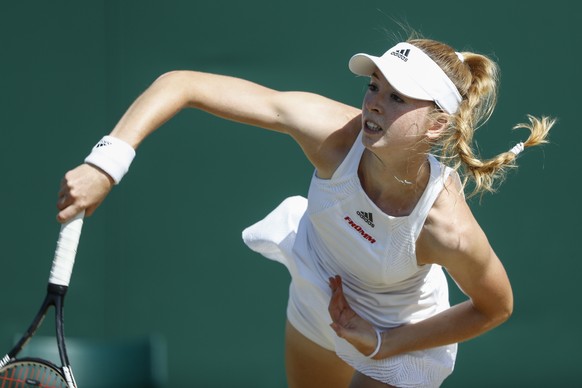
[0,213,84,387]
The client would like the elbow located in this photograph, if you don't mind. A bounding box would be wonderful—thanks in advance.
[153,70,209,109]
[496,302,513,325]
[153,70,190,89]
[156,70,188,82]
[499,289,514,323]
[488,297,514,328]
[504,297,514,321]
[150,70,199,109]
[473,293,513,330]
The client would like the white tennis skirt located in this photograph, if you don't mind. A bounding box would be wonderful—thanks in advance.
[243,196,457,387]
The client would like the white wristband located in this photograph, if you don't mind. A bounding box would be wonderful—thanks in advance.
[366,329,382,359]
[84,136,135,184]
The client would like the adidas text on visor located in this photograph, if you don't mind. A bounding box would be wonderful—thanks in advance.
[349,42,462,114]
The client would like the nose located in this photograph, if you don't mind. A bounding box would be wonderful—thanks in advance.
[364,92,382,114]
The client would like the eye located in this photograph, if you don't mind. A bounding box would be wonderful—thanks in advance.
[390,93,404,103]
[367,83,378,92]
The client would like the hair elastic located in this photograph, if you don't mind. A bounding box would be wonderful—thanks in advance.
[366,329,382,359]
[509,142,525,156]
[455,52,465,63]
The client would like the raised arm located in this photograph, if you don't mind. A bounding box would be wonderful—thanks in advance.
[109,71,360,154]
[57,70,361,222]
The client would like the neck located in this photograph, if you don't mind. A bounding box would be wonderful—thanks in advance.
[359,150,431,216]
[364,149,429,187]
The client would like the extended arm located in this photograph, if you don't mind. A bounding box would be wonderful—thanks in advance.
[109,71,359,150]
[57,70,360,222]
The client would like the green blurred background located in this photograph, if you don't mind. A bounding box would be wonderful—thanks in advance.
[1,1,578,386]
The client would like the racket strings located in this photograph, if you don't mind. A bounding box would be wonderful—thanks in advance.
[0,361,67,387]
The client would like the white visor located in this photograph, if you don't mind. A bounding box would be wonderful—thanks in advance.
[349,42,462,114]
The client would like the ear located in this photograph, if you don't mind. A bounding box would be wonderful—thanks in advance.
[426,113,450,141]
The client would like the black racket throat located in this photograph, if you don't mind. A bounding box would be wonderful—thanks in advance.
[7,284,72,364]
[48,283,69,297]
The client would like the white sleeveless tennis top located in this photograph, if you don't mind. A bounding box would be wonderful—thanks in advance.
[243,132,457,387]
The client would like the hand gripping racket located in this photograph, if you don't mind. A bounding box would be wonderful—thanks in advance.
[0,212,85,387]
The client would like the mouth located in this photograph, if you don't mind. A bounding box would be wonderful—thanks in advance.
[364,120,383,133]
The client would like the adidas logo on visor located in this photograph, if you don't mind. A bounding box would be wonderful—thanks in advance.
[348,42,462,114]
[390,48,410,62]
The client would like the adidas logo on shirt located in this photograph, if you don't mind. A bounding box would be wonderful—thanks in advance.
[390,48,410,62]
[357,211,375,228]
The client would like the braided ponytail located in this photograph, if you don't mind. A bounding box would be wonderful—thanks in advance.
[409,39,555,197]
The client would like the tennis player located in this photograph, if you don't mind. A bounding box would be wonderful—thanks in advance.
[57,35,554,387]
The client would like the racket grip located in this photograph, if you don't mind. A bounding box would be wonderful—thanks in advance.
[48,211,85,287]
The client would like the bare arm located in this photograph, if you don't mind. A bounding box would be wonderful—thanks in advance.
[57,70,360,222]
[329,178,513,358]
[110,71,360,154]
[379,209,513,358]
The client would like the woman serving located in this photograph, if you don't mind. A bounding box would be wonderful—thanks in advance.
[57,35,554,387]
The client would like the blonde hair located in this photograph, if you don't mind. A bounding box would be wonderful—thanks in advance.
[408,38,555,197]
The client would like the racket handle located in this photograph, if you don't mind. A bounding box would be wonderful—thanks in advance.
[49,211,85,287]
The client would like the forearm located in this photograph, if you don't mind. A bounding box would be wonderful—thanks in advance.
[376,300,510,359]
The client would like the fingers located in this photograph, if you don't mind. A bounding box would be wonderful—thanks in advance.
[329,322,344,338]
[328,275,347,311]
[57,204,87,223]
[328,275,354,328]
[57,170,81,222]
[56,164,113,223]
[56,182,74,211]
[328,275,342,293]
[328,275,381,356]
[56,183,88,223]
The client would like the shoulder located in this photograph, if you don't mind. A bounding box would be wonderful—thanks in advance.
[302,110,362,179]
[265,91,362,177]
[416,171,490,267]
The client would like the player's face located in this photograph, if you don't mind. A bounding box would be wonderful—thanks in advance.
[360,69,435,153]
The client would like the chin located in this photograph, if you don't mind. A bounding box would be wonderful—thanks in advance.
[361,130,386,146]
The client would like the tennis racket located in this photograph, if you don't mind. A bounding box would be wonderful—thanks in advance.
[0,211,85,387]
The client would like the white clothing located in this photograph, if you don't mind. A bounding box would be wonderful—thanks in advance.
[242,132,457,387]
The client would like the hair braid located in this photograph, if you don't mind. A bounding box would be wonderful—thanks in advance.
[409,38,555,197]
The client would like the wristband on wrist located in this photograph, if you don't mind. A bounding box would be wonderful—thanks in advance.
[84,135,136,184]
[366,329,382,359]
